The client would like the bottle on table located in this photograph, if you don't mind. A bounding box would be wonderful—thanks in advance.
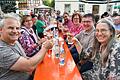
[54,38,60,58]
[53,27,59,39]
[53,27,60,58]
[59,42,65,66]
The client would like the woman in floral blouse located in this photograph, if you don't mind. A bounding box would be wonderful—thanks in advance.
[82,18,120,80]
[19,15,46,57]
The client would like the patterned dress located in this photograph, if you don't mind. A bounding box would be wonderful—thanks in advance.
[82,40,120,80]
[19,27,39,57]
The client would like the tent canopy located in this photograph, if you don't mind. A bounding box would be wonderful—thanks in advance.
[35,5,51,9]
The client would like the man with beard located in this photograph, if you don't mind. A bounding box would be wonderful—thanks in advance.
[63,12,73,29]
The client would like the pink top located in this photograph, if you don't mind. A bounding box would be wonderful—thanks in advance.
[63,19,73,29]
[69,23,84,36]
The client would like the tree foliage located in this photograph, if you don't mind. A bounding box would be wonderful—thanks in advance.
[43,0,55,8]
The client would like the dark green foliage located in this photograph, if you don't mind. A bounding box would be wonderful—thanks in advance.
[43,0,55,8]
[0,1,17,13]
[51,0,55,8]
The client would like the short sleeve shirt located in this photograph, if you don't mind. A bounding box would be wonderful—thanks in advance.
[0,41,30,80]
[35,20,45,33]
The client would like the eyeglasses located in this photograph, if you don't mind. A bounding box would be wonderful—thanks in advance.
[63,16,68,18]
[51,27,58,31]
[95,29,110,34]
[82,21,92,23]
[73,18,79,20]
[25,20,32,22]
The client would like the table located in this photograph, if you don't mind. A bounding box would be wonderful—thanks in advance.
[34,42,83,80]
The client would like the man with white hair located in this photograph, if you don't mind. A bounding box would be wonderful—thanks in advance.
[0,13,53,80]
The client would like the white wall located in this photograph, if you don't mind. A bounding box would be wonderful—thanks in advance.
[55,0,78,1]
[55,0,120,16]
[70,2,79,15]
[55,2,64,15]
[85,4,93,14]
[55,0,80,15]
[99,4,107,16]
[55,1,79,15]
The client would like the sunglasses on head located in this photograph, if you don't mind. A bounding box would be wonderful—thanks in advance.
[51,27,58,31]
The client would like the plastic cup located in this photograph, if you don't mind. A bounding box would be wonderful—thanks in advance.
[48,49,52,57]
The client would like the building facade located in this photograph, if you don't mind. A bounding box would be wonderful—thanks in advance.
[17,0,27,9]
[55,0,120,15]
[17,0,42,10]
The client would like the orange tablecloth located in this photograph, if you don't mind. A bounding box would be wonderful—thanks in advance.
[34,42,83,80]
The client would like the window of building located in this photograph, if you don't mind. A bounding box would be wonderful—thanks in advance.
[79,4,85,12]
[64,4,71,13]
[93,5,99,14]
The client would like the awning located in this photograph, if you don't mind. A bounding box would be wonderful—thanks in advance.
[118,5,120,9]
[114,5,120,9]
[35,5,51,9]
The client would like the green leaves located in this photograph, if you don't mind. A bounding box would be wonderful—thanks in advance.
[43,0,55,8]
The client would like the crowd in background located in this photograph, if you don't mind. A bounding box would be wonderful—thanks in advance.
[0,9,120,80]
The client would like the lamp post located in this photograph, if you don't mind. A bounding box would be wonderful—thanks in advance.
[107,0,109,9]
[106,0,111,13]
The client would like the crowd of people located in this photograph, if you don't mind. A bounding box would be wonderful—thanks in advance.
[0,9,120,80]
